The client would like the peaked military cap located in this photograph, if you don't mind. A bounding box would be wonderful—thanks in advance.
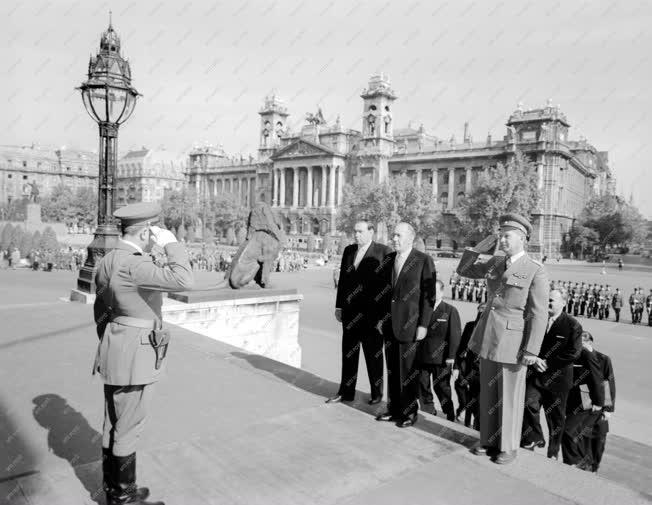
[114,202,161,227]
[499,213,532,238]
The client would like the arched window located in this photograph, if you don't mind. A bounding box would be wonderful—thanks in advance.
[457,191,465,204]
[440,192,448,208]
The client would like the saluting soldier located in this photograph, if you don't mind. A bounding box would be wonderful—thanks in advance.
[456,214,549,465]
[93,203,194,505]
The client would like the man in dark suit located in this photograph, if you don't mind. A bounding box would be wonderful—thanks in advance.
[328,221,391,404]
[416,279,461,420]
[521,289,582,458]
[375,222,435,428]
[455,303,485,428]
[585,336,616,473]
[562,331,605,469]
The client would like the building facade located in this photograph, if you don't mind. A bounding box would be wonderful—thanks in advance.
[115,148,186,206]
[188,74,615,255]
[0,144,98,205]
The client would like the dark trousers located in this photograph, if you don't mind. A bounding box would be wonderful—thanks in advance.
[337,326,384,401]
[385,337,419,419]
[562,410,601,468]
[591,418,609,471]
[522,383,568,458]
[418,365,455,420]
[614,308,620,322]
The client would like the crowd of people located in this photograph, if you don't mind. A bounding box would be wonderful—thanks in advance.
[1,246,86,271]
[329,215,616,474]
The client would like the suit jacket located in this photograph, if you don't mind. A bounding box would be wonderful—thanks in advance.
[335,241,391,331]
[417,301,461,366]
[596,351,615,413]
[456,249,549,364]
[380,249,435,343]
[566,348,605,415]
[528,311,582,392]
[93,241,194,386]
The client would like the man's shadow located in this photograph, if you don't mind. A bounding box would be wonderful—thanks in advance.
[32,394,104,504]
[230,351,477,449]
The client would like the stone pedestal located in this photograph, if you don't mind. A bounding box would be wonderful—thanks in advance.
[25,203,42,229]
[163,288,303,367]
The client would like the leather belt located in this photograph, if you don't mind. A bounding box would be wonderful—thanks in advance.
[111,316,161,330]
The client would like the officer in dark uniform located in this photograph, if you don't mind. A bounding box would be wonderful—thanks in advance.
[612,288,623,323]
[93,203,194,505]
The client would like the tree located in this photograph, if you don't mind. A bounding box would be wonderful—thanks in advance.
[208,193,247,238]
[579,194,646,252]
[9,226,24,251]
[39,226,59,250]
[32,230,41,250]
[19,229,34,256]
[457,151,540,240]
[563,223,599,259]
[337,174,440,240]
[41,185,97,226]
[0,223,14,250]
[160,188,199,234]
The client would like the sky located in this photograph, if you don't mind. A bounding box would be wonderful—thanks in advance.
[2,0,651,216]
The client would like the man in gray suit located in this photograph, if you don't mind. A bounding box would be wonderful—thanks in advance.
[94,202,194,505]
[456,214,549,464]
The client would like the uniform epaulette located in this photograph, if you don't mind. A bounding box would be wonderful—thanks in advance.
[529,257,543,267]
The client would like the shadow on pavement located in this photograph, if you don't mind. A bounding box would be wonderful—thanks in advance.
[32,394,104,504]
[230,351,477,450]
[0,321,94,351]
[0,397,40,484]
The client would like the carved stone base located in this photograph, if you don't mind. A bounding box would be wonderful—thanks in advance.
[69,289,96,304]
[163,289,303,367]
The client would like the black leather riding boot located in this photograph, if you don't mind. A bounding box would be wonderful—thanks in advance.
[108,453,163,505]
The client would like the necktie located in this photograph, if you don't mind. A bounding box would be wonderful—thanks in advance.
[393,255,403,286]
[546,316,554,334]
[505,257,512,270]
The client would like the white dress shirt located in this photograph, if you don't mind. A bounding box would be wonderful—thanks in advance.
[506,249,526,269]
[353,241,372,269]
[394,248,412,281]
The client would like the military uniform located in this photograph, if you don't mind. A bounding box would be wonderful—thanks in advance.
[456,214,549,461]
[611,290,623,323]
[93,203,193,505]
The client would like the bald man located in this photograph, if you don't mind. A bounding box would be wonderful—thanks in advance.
[375,222,435,428]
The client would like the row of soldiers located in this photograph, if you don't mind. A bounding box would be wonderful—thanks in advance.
[554,281,652,326]
[448,275,488,303]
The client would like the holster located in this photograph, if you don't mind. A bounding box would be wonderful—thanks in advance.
[148,328,171,370]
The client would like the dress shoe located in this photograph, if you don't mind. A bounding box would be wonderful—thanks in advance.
[325,395,352,404]
[396,414,418,428]
[375,412,395,422]
[470,445,497,456]
[520,440,545,451]
[493,450,518,465]
[368,397,382,405]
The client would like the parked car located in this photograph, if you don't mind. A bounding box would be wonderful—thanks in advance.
[435,251,460,259]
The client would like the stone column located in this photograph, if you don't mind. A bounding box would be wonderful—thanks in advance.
[337,166,344,205]
[280,168,286,207]
[416,168,422,187]
[465,167,472,194]
[447,167,455,210]
[321,165,327,207]
[328,165,336,208]
[243,178,249,206]
[306,166,313,207]
[292,167,299,208]
[431,168,438,200]
[272,169,278,206]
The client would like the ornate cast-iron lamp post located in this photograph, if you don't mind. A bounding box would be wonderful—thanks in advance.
[73,18,139,298]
